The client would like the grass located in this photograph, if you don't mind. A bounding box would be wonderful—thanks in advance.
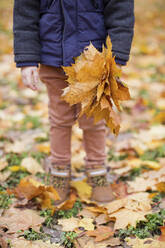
[0,193,14,209]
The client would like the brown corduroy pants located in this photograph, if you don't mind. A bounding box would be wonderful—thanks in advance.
[39,64,106,168]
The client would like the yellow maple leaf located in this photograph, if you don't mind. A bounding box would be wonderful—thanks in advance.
[70,179,92,200]
[62,36,131,136]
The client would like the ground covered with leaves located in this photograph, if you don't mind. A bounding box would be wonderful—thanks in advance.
[0,0,165,247]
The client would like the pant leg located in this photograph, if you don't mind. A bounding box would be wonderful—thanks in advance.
[39,65,76,166]
[78,109,106,168]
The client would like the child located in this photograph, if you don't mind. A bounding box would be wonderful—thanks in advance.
[13,0,134,204]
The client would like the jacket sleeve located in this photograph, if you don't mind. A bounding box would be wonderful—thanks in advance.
[13,0,41,64]
[104,0,135,65]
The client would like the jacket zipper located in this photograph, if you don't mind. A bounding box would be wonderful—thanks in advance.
[91,0,99,9]
[48,0,56,9]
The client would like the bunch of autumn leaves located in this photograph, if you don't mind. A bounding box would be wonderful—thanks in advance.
[62,37,131,136]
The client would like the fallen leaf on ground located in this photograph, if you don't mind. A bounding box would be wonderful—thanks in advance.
[87,225,114,242]
[58,217,79,232]
[36,143,50,154]
[12,238,62,248]
[0,208,45,233]
[57,192,77,210]
[7,177,59,210]
[126,237,165,248]
[109,208,149,230]
[95,214,109,225]
[58,217,94,231]
[127,177,156,193]
[158,226,165,241]
[71,180,92,200]
[21,157,44,174]
[86,206,107,215]
[78,209,97,219]
[78,217,94,231]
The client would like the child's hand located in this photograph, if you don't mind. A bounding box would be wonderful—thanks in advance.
[21,66,39,91]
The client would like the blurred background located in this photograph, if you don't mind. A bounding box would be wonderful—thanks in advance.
[0,0,165,175]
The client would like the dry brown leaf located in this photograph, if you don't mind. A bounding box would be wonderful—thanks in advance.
[7,177,59,210]
[62,36,131,136]
[105,192,151,215]
[87,226,114,242]
[156,182,165,192]
[78,218,94,231]
[159,226,165,241]
[126,237,165,248]
[58,217,79,232]
[127,176,157,193]
[109,208,149,230]
[12,238,62,248]
[86,206,107,215]
[125,192,151,212]
[0,208,45,233]
[95,214,109,225]
[57,193,77,210]
[78,209,97,219]
[58,217,94,232]
[7,177,43,200]
[94,237,121,248]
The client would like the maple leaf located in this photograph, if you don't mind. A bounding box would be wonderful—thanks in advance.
[12,239,62,248]
[87,226,114,242]
[62,36,131,136]
[57,192,77,210]
[7,177,60,210]
[126,237,165,248]
[0,208,45,233]
[58,217,94,231]
[109,208,149,230]
[70,179,92,200]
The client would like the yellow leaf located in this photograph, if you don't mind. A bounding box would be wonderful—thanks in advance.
[71,179,92,200]
[156,182,165,193]
[78,217,95,231]
[109,208,149,230]
[62,36,131,136]
[36,143,50,154]
[141,160,161,170]
[9,165,26,172]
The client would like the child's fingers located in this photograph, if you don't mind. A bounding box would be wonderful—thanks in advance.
[21,66,38,91]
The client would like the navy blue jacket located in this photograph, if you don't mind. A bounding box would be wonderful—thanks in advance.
[13,0,134,67]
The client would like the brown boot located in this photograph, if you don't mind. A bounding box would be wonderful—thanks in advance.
[49,164,71,205]
[86,165,115,203]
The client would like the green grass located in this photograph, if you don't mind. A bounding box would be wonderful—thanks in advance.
[54,200,82,219]
[0,193,14,209]
[23,228,48,241]
[108,149,128,162]
[117,208,165,239]
[140,145,165,161]
[61,232,77,248]
[119,166,150,182]
[21,115,41,130]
